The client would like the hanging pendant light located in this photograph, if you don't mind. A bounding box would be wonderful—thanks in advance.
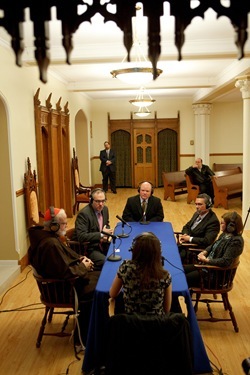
[129,86,155,107]
[134,106,151,117]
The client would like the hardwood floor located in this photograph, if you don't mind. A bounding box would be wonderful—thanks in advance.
[0,188,249,375]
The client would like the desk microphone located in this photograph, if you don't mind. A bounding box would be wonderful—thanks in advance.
[101,231,122,262]
[116,215,131,227]
[116,215,130,238]
[140,213,150,225]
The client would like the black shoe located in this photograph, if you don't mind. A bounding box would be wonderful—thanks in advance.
[112,191,117,194]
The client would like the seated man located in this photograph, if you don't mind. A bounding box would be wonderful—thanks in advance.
[122,181,164,223]
[185,158,215,200]
[178,193,220,261]
[74,188,114,270]
[28,207,100,348]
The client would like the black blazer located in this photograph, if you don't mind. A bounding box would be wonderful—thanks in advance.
[99,148,116,173]
[182,210,220,247]
[75,204,110,248]
[122,195,164,222]
[185,164,214,184]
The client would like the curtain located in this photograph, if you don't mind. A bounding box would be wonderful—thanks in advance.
[158,129,177,186]
[111,130,132,187]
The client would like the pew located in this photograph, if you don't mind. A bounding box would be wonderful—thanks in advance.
[186,168,241,204]
[213,163,242,172]
[162,171,187,201]
[212,173,242,209]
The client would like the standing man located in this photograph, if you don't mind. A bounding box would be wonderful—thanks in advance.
[99,141,117,194]
[185,158,215,200]
[122,181,164,222]
[75,188,114,270]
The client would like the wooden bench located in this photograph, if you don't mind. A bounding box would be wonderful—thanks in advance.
[213,163,242,172]
[185,168,241,204]
[214,167,241,177]
[162,171,187,201]
[212,173,242,209]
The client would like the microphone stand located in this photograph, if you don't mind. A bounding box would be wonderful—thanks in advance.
[107,237,122,262]
[116,222,129,238]
[140,212,150,225]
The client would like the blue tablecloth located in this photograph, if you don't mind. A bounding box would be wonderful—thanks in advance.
[82,222,212,374]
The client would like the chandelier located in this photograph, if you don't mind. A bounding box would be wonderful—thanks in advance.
[134,106,151,118]
[0,1,249,83]
[129,87,155,107]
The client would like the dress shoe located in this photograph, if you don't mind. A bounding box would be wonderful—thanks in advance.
[112,191,117,194]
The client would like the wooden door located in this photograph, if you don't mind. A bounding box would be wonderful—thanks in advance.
[133,128,155,187]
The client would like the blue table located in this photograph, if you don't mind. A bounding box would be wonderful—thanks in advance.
[82,222,212,374]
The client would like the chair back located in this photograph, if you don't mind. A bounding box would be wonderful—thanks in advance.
[33,269,78,307]
[24,157,43,227]
[185,174,200,204]
[105,313,193,375]
[194,259,240,293]
[72,148,92,214]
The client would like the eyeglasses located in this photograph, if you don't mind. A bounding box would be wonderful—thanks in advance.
[93,200,106,204]
[60,222,68,225]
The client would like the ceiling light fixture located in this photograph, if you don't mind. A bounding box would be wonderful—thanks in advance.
[110,5,163,85]
[134,106,151,118]
[129,86,156,107]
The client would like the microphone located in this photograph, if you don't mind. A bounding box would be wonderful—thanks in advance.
[101,231,122,262]
[101,230,118,240]
[140,212,150,225]
[116,215,131,227]
[115,215,130,238]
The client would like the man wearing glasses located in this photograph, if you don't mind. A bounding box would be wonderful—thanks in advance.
[75,188,114,270]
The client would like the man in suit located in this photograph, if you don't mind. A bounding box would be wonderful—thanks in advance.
[178,193,220,255]
[185,158,215,200]
[99,141,117,194]
[75,188,114,270]
[122,181,164,222]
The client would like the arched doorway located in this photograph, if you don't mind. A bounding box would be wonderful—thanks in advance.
[0,97,18,261]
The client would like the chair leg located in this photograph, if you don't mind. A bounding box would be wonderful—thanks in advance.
[223,293,239,332]
[48,307,54,322]
[36,306,50,348]
[194,293,201,313]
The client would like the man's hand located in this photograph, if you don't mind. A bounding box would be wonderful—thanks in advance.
[179,234,190,243]
[81,256,94,271]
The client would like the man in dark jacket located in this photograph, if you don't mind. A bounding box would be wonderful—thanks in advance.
[28,207,100,347]
[185,158,215,199]
[99,141,117,193]
[178,194,220,262]
[122,181,164,223]
[75,188,114,270]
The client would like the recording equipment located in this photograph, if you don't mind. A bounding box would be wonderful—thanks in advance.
[101,231,122,262]
[116,215,131,227]
[49,206,60,232]
[242,358,250,375]
[116,215,130,238]
[140,214,150,225]
[227,211,237,233]
[137,181,154,195]
[90,188,105,203]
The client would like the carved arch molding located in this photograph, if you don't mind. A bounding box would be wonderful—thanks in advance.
[34,88,73,217]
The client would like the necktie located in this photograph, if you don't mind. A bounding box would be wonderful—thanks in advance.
[97,212,103,231]
[191,215,202,230]
[141,200,147,214]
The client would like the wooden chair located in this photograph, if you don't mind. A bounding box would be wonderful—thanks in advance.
[191,259,240,332]
[185,174,200,204]
[24,157,44,227]
[66,227,89,255]
[33,268,79,348]
[174,231,203,264]
[72,148,93,214]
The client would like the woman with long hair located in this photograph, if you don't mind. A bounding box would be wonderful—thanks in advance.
[184,211,244,287]
[109,232,172,314]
